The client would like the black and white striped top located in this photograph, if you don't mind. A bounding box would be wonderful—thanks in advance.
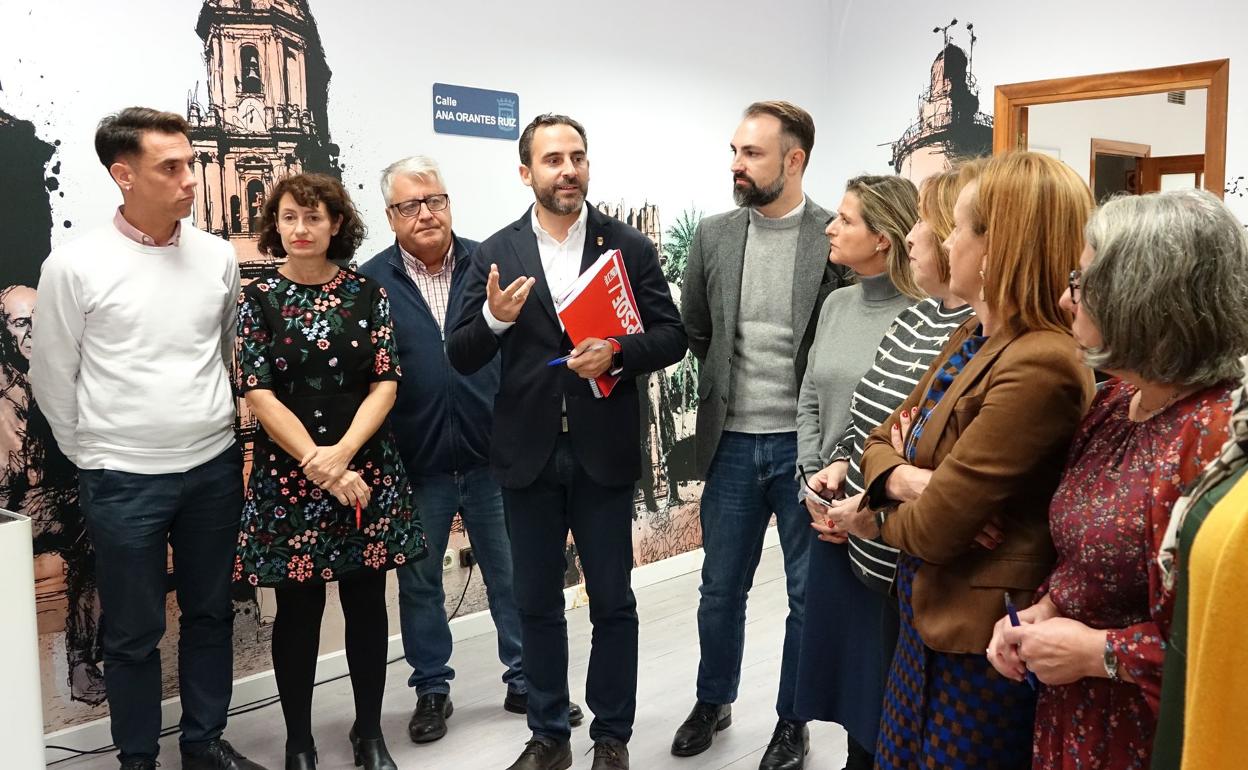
[834,298,975,593]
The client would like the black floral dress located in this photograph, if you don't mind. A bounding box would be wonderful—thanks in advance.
[234,268,425,587]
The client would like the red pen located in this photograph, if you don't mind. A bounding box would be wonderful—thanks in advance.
[355,501,362,529]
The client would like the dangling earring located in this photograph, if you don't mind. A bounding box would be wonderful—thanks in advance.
[978,266,986,301]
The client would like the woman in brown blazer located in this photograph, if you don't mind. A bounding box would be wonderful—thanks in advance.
[833,152,1096,769]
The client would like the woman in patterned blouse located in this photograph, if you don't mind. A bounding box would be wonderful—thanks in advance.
[988,189,1248,769]
[236,173,425,770]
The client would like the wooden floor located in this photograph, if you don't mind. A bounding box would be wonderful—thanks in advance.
[57,545,848,769]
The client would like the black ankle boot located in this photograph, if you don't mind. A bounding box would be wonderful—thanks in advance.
[349,726,397,770]
[285,748,317,770]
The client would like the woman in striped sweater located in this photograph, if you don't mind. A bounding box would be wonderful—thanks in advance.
[794,161,982,770]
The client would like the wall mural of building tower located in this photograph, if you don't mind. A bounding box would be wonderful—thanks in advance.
[890,19,993,181]
[186,0,341,276]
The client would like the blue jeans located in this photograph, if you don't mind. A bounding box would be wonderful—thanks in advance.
[78,443,243,762]
[696,431,809,722]
[397,466,524,696]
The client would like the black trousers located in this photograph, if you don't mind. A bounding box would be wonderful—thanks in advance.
[272,567,389,754]
[502,434,638,744]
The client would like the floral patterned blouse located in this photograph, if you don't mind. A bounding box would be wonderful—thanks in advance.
[1033,378,1234,769]
[233,268,425,587]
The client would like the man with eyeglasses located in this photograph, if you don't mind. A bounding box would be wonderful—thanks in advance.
[358,156,582,746]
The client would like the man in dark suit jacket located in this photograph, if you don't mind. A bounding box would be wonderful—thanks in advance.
[673,101,849,770]
[447,114,686,770]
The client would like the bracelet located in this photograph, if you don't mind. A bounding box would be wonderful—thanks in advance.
[874,506,891,531]
[1103,637,1121,682]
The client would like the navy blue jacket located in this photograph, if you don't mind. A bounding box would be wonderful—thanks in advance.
[357,234,499,476]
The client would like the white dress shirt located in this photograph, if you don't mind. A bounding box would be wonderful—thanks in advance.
[483,204,588,334]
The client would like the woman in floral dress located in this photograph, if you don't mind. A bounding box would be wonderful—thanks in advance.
[987,189,1248,769]
[235,173,424,770]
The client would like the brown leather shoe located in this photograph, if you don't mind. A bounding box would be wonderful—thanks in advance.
[505,737,572,770]
[591,738,629,769]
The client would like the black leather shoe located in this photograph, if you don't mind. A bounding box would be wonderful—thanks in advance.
[408,693,453,743]
[758,719,809,770]
[503,691,585,726]
[118,759,156,770]
[182,739,268,770]
[671,701,732,757]
[505,737,572,770]
[591,738,630,769]
[284,749,317,770]
[349,727,397,770]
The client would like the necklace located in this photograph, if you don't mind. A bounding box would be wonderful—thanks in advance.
[1134,386,1188,421]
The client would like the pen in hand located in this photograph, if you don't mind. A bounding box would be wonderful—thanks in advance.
[1003,591,1040,690]
[547,343,607,367]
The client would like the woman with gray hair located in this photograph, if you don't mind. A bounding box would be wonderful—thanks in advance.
[987,188,1248,769]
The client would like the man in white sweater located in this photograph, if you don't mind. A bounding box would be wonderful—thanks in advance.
[30,108,265,770]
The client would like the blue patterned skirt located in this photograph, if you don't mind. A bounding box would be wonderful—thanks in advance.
[875,554,1036,769]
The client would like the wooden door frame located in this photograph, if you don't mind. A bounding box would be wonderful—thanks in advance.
[1139,154,1206,192]
[994,59,1229,198]
[1088,138,1151,193]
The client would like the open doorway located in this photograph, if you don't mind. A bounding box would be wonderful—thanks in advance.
[993,59,1228,199]
[1091,138,1149,202]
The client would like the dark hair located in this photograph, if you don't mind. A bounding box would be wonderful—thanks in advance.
[94,107,190,167]
[743,101,815,171]
[257,173,366,264]
[518,113,587,166]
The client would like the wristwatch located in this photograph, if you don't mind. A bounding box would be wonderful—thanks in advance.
[1103,638,1121,682]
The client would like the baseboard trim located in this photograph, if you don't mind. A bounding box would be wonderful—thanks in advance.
[43,529,779,765]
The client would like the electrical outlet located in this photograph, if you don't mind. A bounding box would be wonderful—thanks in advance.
[442,548,456,571]
[459,547,475,568]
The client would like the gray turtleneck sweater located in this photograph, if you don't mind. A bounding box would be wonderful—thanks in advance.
[796,272,913,476]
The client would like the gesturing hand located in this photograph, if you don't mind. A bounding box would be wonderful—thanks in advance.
[487,263,536,323]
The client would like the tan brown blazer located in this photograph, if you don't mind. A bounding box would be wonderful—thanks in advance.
[860,316,1095,654]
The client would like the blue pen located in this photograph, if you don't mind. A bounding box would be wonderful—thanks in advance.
[1004,592,1040,690]
[546,343,607,367]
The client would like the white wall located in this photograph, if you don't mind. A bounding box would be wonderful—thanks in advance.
[1028,90,1207,184]
[0,0,843,258]
[817,0,1248,221]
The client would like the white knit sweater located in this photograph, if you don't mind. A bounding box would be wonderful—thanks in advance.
[30,223,240,473]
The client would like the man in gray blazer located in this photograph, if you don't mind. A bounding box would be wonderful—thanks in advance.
[672,101,848,770]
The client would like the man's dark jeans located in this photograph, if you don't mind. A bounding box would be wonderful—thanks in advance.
[79,443,243,762]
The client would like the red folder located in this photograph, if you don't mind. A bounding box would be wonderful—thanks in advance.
[555,249,644,398]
